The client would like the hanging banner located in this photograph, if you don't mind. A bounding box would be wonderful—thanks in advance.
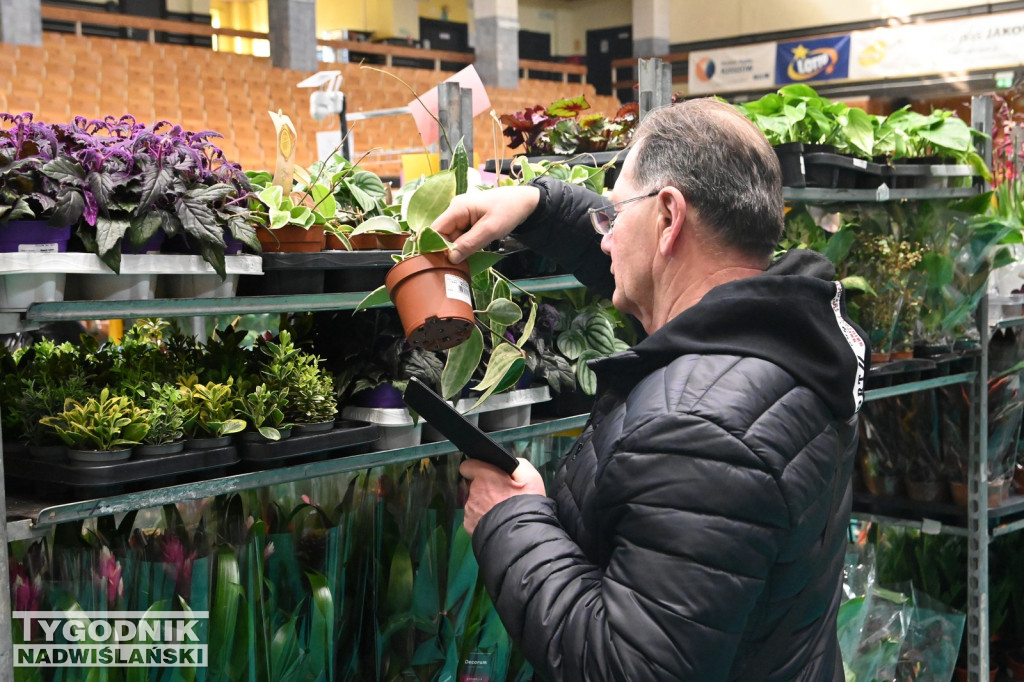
[776,35,851,85]
[850,10,1024,80]
[687,42,776,95]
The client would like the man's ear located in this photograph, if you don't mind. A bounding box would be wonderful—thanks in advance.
[659,188,686,257]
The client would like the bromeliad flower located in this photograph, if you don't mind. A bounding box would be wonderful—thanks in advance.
[161,535,197,600]
[95,546,124,610]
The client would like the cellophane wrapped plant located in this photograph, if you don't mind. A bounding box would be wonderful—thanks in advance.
[500,96,639,156]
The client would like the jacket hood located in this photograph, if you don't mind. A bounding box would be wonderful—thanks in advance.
[592,250,870,420]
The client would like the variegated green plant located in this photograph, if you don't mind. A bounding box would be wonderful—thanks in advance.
[40,387,150,451]
[178,375,246,438]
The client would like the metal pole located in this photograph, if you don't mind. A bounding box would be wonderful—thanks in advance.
[0,407,14,682]
[967,94,994,682]
[438,82,461,170]
[339,93,350,161]
[460,86,474,169]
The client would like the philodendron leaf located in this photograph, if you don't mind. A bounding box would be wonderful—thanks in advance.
[441,326,483,399]
[466,251,503,277]
[470,343,525,408]
[309,183,336,221]
[416,226,451,254]
[355,285,391,311]
[840,275,876,297]
[258,185,284,208]
[407,170,456,233]
[483,298,522,326]
[350,215,403,236]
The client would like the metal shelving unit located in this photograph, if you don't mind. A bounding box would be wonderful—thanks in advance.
[0,272,588,680]
[784,94,999,682]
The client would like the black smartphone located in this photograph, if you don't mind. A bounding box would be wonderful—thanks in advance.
[402,377,519,475]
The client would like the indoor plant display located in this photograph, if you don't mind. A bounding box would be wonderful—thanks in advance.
[246,170,331,252]
[39,388,150,462]
[500,97,639,156]
[40,115,258,276]
[256,330,337,432]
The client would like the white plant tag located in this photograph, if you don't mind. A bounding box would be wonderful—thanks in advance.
[18,243,58,253]
[444,274,471,305]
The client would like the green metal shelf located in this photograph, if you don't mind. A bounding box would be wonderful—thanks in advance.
[783,186,980,202]
[24,275,585,322]
[4,414,588,540]
[864,371,976,401]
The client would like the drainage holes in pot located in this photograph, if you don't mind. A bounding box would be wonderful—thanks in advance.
[409,317,474,352]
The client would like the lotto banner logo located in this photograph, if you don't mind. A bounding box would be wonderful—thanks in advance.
[14,611,209,668]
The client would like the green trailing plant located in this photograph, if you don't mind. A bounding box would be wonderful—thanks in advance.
[40,387,150,451]
[355,140,538,407]
[141,382,186,446]
[179,375,246,438]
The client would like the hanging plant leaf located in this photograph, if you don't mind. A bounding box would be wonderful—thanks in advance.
[466,251,503,277]
[355,284,391,311]
[415,226,451,254]
[407,171,456,233]
[351,215,403,236]
[452,139,469,196]
[441,326,483,399]
[482,298,522,326]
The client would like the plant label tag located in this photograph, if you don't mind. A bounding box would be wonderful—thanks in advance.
[18,243,58,253]
[853,158,867,169]
[444,274,471,305]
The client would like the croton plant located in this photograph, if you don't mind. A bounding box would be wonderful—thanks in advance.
[499,96,639,156]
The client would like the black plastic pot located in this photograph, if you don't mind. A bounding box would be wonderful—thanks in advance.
[773,142,805,188]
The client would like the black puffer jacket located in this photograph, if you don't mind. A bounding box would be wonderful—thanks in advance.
[471,178,870,681]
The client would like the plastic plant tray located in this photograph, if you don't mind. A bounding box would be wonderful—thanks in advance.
[0,253,263,275]
[236,420,379,464]
[259,251,398,270]
[4,445,239,501]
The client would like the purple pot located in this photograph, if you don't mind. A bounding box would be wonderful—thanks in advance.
[0,220,71,253]
[352,383,406,408]
[224,235,244,255]
[123,232,166,254]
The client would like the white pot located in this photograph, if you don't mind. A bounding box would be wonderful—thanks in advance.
[67,273,157,301]
[478,405,532,431]
[0,272,66,310]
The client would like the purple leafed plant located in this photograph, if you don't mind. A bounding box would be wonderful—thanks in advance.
[2,112,257,277]
[0,112,63,225]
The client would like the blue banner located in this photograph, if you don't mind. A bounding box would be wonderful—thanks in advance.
[776,35,850,84]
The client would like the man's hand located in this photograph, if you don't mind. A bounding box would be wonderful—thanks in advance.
[432,185,541,264]
[460,457,546,534]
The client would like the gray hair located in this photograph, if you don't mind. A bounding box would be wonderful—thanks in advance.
[628,98,783,261]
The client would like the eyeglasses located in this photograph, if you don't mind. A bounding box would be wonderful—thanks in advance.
[588,189,660,235]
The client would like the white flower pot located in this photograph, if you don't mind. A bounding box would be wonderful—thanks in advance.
[0,272,66,310]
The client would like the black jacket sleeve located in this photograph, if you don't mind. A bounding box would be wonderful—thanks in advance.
[513,177,616,298]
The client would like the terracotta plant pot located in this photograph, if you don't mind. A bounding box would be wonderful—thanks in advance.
[328,232,377,250]
[871,351,892,364]
[257,225,326,253]
[385,251,475,352]
[375,234,409,250]
[949,479,1011,507]
[904,477,948,503]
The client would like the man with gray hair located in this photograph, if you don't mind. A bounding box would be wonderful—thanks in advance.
[433,98,868,681]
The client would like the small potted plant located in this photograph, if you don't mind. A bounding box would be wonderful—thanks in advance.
[136,382,187,457]
[178,376,246,448]
[246,170,330,253]
[235,383,290,442]
[39,116,257,278]
[40,388,150,463]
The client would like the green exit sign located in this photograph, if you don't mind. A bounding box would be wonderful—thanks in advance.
[996,71,1015,89]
